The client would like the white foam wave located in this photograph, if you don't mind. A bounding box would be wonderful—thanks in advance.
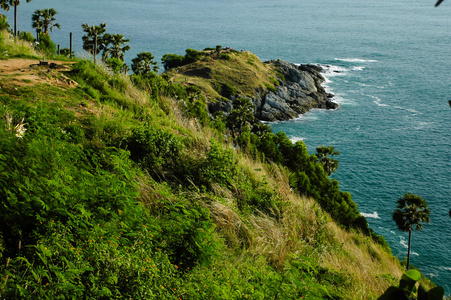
[290,137,305,143]
[440,266,451,271]
[334,58,378,63]
[361,211,380,219]
[373,97,389,107]
[400,236,408,249]
[393,105,421,115]
[352,66,365,71]
[321,65,348,80]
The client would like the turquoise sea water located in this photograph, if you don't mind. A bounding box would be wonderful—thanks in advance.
[5,0,450,292]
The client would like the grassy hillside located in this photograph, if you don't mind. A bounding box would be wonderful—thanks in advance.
[163,49,279,101]
[0,31,432,299]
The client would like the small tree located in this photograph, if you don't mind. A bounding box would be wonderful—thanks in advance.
[392,193,430,270]
[226,98,255,137]
[315,146,340,176]
[105,57,123,74]
[131,51,159,75]
[31,8,60,40]
[102,33,130,61]
[81,22,107,64]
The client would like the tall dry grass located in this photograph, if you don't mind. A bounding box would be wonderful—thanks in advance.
[207,147,404,299]
[0,30,42,59]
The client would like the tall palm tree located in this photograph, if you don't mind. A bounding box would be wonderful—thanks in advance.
[392,193,430,270]
[102,33,130,61]
[82,23,107,64]
[0,0,32,36]
[31,8,60,39]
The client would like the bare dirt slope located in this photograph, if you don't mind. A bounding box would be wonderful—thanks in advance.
[0,58,76,88]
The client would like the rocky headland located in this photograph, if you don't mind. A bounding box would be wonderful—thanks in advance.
[164,50,338,122]
[253,60,338,121]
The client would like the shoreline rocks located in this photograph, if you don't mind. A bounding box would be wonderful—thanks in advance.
[254,60,338,121]
[207,59,338,122]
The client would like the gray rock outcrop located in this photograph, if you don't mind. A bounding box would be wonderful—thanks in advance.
[253,60,338,121]
[206,60,338,122]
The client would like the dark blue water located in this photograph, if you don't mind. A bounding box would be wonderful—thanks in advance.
[5,0,450,291]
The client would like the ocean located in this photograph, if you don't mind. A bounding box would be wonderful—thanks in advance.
[4,0,450,292]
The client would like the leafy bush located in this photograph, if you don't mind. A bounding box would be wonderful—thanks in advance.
[161,53,185,70]
[161,48,204,70]
[18,31,34,43]
[264,82,277,93]
[105,57,123,73]
[0,15,10,31]
[219,53,232,61]
[35,33,56,57]
[378,269,444,300]
[125,126,183,173]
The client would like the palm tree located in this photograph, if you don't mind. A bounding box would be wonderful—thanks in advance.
[82,23,107,64]
[392,193,430,270]
[131,51,159,75]
[102,33,130,61]
[31,8,60,40]
[0,0,32,36]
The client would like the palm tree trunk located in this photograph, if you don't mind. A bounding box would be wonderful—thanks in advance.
[94,35,97,64]
[406,230,412,270]
[14,4,17,36]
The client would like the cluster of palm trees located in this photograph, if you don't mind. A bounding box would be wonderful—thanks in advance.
[0,0,60,40]
[81,23,131,72]
[81,23,160,76]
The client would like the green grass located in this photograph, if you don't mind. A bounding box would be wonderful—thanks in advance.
[164,50,279,101]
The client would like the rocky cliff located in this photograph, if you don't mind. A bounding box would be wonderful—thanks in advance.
[163,50,338,122]
[253,60,338,121]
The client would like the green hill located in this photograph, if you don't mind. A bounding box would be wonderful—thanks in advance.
[0,31,429,299]
[164,49,276,101]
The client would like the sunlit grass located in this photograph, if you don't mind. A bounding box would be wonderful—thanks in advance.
[0,30,42,59]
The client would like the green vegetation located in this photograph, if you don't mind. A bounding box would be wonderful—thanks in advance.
[1,30,442,299]
[0,14,10,31]
[316,146,340,176]
[378,269,444,300]
[0,30,41,59]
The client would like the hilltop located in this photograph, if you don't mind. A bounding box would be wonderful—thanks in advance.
[0,32,431,299]
[163,48,338,121]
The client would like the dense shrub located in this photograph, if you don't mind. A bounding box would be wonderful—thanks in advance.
[0,15,10,31]
[18,31,34,43]
[35,33,56,57]
[161,48,204,70]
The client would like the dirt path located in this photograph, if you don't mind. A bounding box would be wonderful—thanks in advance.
[0,58,76,88]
